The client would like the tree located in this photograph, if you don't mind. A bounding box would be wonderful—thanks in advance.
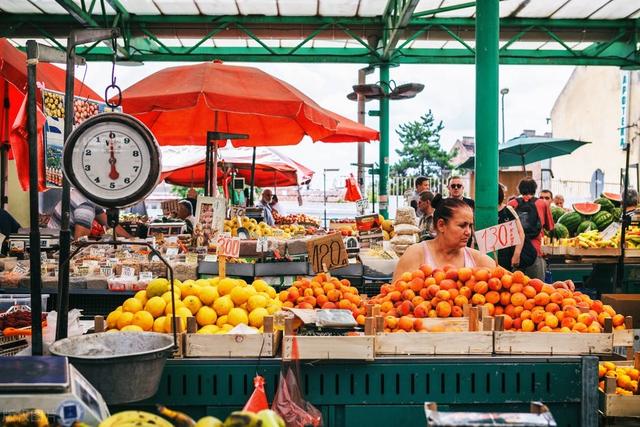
[391,110,455,177]
[170,185,204,199]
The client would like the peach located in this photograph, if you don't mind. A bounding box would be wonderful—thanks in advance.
[539,326,553,332]
[459,286,472,299]
[427,285,440,298]
[502,314,513,330]
[454,295,469,307]
[428,309,437,318]
[397,300,414,316]
[512,271,525,284]
[494,306,504,316]
[473,268,490,282]
[471,293,486,305]
[510,283,523,294]
[522,319,535,332]
[512,317,522,330]
[440,279,457,290]
[501,274,513,289]
[587,323,602,333]
[564,305,580,319]
[412,269,426,280]
[451,306,464,317]
[541,284,555,295]
[433,270,446,284]
[603,304,616,317]
[321,302,336,309]
[520,309,531,320]
[387,291,402,302]
[414,302,431,318]
[419,264,433,277]
[413,318,424,331]
[483,302,495,316]
[445,269,459,281]
[474,281,489,295]
[612,314,625,327]
[436,301,452,317]
[400,272,413,282]
[436,290,451,301]
[572,322,588,333]
[500,291,512,306]
[409,278,424,293]
[545,303,560,314]
[510,292,526,307]
[545,314,559,328]
[550,292,564,304]
[401,289,416,301]
[514,306,524,318]
[458,267,473,282]
[411,296,424,307]
[488,277,502,291]
[529,278,544,293]
[491,266,507,279]
[561,298,577,308]
[523,299,536,311]
[398,316,414,332]
[577,313,594,327]
[485,291,500,304]
[531,310,546,324]
[523,285,537,299]
[504,304,517,319]
[338,299,352,310]
[534,292,550,307]
[448,288,459,299]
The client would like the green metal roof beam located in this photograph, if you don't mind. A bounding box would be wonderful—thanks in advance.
[236,23,277,55]
[184,24,228,54]
[500,25,536,51]
[437,24,475,53]
[382,0,420,59]
[412,1,477,18]
[540,27,579,56]
[105,0,129,20]
[54,0,99,27]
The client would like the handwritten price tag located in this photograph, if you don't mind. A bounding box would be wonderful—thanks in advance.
[229,206,246,218]
[121,266,136,277]
[474,220,522,254]
[215,235,241,258]
[356,198,369,212]
[306,233,349,274]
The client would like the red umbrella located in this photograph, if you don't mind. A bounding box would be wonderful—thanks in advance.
[0,38,100,191]
[160,146,313,188]
[116,61,379,147]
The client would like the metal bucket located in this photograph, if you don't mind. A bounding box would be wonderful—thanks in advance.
[49,332,174,404]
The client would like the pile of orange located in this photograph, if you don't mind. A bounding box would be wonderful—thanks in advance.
[370,264,627,333]
[280,273,366,324]
[599,361,639,395]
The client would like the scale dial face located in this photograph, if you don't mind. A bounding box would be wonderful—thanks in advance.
[63,113,161,208]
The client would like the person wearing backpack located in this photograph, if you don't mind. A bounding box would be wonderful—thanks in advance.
[507,178,554,280]
[497,184,528,271]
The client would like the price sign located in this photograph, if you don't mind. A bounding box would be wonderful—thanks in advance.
[306,233,349,274]
[139,271,153,281]
[229,206,246,218]
[256,237,273,253]
[165,247,179,257]
[185,253,199,265]
[106,258,118,267]
[100,267,113,277]
[12,262,29,275]
[121,266,136,277]
[601,222,621,241]
[474,220,522,254]
[215,235,241,258]
[356,198,369,212]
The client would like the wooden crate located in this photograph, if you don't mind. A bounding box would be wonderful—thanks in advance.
[183,317,281,358]
[493,315,627,356]
[599,356,640,418]
[374,306,493,356]
[565,246,620,257]
[281,317,375,361]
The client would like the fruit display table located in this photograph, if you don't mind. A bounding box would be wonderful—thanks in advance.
[112,356,598,427]
[546,257,640,297]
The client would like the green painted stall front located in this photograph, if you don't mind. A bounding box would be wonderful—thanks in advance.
[114,356,598,427]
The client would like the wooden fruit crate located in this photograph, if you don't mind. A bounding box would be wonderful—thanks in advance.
[565,246,620,257]
[374,306,493,356]
[493,315,632,356]
[183,316,281,358]
[281,316,375,361]
[599,355,640,418]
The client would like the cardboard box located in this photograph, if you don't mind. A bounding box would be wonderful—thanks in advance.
[602,294,640,329]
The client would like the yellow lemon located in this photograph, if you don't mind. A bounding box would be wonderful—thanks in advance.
[248,307,269,328]
[153,316,166,333]
[198,286,219,305]
[106,309,122,329]
[161,291,181,304]
[105,329,118,333]
[196,306,217,326]
[116,311,134,329]
[132,311,154,331]
[144,296,167,318]
[207,277,220,287]
[196,278,210,287]
[176,307,194,318]
[228,307,249,326]
[266,303,280,315]
[145,278,169,298]
[247,294,268,311]
[120,324,143,332]
[252,279,269,292]
[213,295,233,316]
[122,297,143,314]
[197,325,220,334]
[216,315,228,328]
[221,324,234,332]
[265,286,277,299]
[237,279,248,287]
[164,299,185,316]
[181,283,201,298]
[134,290,148,306]
[183,295,203,315]
[217,278,237,296]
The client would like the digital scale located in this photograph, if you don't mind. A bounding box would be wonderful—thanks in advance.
[0,356,110,426]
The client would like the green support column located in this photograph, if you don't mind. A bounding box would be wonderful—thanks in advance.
[379,63,390,219]
[474,0,499,230]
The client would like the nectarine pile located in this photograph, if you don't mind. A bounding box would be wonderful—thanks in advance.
[279,273,367,325]
[370,264,628,333]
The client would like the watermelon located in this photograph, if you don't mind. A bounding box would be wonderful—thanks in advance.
[557,211,583,236]
[611,207,622,220]
[577,220,598,234]
[552,223,569,239]
[594,197,615,213]
[573,202,601,216]
[551,207,565,223]
[601,192,622,207]
[592,211,614,231]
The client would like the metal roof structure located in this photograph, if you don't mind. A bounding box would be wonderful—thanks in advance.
[0,0,638,67]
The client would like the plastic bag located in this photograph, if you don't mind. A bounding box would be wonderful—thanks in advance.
[344,174,362,202]
[394,223,420,235]
[272,366,322,427]
[44,309,84,346]
[243,375,269,413]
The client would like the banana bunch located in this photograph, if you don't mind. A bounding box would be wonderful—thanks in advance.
[223,410,284,427]
[278,224,305,236]
[576,229,616,248]
[98,411,173,427]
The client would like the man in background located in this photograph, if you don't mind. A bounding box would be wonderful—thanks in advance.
[177,199,196,234]
[410,176,430,216]
[256,189,275,226]
[552,194,568,211]
[539,189,553,205]
[446,176,475,210]
[417,191,436,241]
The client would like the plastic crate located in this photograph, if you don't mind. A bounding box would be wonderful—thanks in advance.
[0,294,49,314]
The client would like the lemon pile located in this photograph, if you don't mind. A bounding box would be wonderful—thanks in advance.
[104,277,282,334]
[224,216,276,237]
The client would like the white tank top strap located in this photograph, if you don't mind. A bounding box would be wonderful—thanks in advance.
[463,247,476,268]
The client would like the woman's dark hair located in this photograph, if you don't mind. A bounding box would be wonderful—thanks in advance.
[517,178,537,196]
[431,193,444,211]
[434,197,471,224]
[498,184,505,205]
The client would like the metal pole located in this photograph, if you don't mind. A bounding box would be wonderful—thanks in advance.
[249,147,256,206]
[356,67,370,195]
[204,138,211,197]
[26,40,43,355]
[379,64,390,219]
[56,35,76,340]
[501,92,506,144]
[616,142,631,292]
[474,0,500,231]
[323,170,327,229]
[1,83,9,208]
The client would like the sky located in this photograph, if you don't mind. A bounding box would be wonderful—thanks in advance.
[74,61,575,189]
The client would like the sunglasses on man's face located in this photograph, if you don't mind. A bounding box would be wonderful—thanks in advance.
[450,184,463,189]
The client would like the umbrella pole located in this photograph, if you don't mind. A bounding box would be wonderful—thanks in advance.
[212,141,219,197]
[205,137,211,196]
[249,146,256,206]
[616,142,631,292]
[1,82,9,209]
